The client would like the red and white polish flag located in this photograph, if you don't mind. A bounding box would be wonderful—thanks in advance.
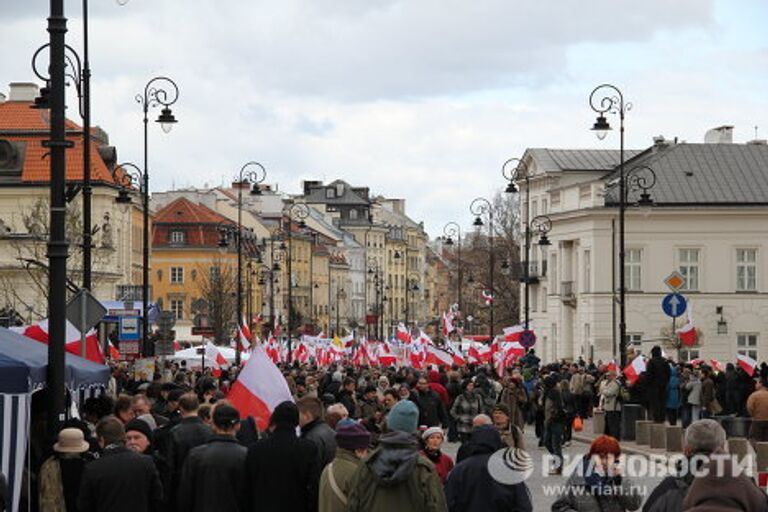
[623,355,647,385]
[396,323,412,344]
[676,312,697,347]
[15,319,107,364]
[737,353,757,376]
[227,344,294,431]
[709,359,725,373]
[502,325,525,342]
[481,290,494,305]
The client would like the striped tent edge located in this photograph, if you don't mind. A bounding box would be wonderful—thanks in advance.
[1,393,30,512]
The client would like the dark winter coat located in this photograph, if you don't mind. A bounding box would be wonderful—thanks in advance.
[411,389,448,427]
[347,431,446,512]
[682,458,768,511]
[644,356,670,398]
[77,445,163,512]
[243,426,321,512]
[551,456,642,512]
[167,416,213,500]
[337,389,360,418]
[450,391,484,434]
[301,418,338,469]
[177,435,247,512]
[444,426,532,512]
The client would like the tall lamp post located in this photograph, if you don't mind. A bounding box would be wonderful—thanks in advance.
[405,273,420,326]
[334,284,347,335]
[470,197,495,340]
[367,256,382,340]
[503,158,552,331]
[443,221,462,313]
[233,162,266,365]
[136,76,178,356]
[283,202,309,361]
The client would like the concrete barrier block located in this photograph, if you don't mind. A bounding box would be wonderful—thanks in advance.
[756,442,768,471]
[728,438,749,459]
[650,424,667,449]
[666,426,684,452]
[635,420,653,446]
[593,410,605,435]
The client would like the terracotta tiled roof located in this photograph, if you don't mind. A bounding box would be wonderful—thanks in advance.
[154,197,233,225]
[0,100,117,184]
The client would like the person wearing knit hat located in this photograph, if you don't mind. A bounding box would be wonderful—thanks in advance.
[551,434,642,512]
[346,400,446,511]
[492,403,524,449]
[318,422,371,512]
[419,427,454,483]
[386,400,419,433]
[125,418,153,454]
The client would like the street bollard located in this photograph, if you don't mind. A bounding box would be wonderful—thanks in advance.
[756,442,768,472]
[650,423,667,449]
[635,420,653,446]
[593,410,605,435]
[666,425,684,452]
[621,404,645,441]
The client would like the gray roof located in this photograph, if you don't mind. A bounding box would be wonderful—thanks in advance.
[526,148,643,173]
[604,143,768,205]
[303,179,370,206]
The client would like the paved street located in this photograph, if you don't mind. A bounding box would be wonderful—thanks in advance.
[444,428,664,510]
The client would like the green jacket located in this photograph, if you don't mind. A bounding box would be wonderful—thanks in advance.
[347,432,446,512]
[319,449,363,512]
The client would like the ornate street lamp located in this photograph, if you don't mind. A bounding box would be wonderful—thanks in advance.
[136,76,179,355]
[503,158,552,332]
[283,202,309,361]
[443,221,462,314]
[469,197,495,340]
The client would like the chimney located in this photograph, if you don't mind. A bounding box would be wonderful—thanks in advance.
[704,125,734,144]
[652,135,670,148]
[8,82,40,102]
[747,139,767,146]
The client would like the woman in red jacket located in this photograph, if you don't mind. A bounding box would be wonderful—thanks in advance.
[419,426,454,483]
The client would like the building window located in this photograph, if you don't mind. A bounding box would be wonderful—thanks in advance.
[325,188,335,199]
[530,199,538,220]
[541,198,548,214]
[171,266,184,284]
[583,250,591,293]
[624,249,642,291]
[736,248,757,291]
[531,286,538,312]
[625,333,643,354]
[541,287,547,312]
[679,349,700,362]
[349,209,358,220]
[550,191,561,209]
[737,333,758,360]
[170,230,185,244]
[679,248,700,291]
[170,299,183,320]
[579,184,591,202]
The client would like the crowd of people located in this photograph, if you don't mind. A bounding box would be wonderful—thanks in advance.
[14,345,768,512]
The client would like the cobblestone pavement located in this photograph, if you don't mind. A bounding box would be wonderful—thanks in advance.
[443,427,664,510]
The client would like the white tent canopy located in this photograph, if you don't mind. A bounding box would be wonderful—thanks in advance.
[167,345,249,369]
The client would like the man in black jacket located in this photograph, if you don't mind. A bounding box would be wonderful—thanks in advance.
[243,401,321,512]
[445,425,532,512]
[411,376,447,427]
[178,403,247,512]
[644,346,671,423]
[337,377,360,418]
[78,417,163,512]
[166,393,213,509]
[298,396,337,468]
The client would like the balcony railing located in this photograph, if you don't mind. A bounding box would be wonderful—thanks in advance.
[560,281,576,306]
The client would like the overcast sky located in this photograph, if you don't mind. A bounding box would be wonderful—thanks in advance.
[3,0,767,237]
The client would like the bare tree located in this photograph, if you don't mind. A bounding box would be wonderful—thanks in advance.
[460,191,522,334]
[0,197,110,319]
[195,257,237,345]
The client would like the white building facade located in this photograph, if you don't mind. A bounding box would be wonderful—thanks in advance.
[520,133,768,365]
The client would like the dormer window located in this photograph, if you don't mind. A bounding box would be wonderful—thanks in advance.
[170,230,185,244]
[326,188,335,199]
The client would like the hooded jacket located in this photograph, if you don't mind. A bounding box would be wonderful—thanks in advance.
[347,431,446,512]
[444,426,532,512]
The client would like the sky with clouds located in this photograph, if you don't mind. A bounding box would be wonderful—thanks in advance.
[2,0,767,237]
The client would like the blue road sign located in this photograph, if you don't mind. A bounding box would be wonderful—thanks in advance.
[661,293,687,318]
[520,329,536,348]
[119,316,141,341]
